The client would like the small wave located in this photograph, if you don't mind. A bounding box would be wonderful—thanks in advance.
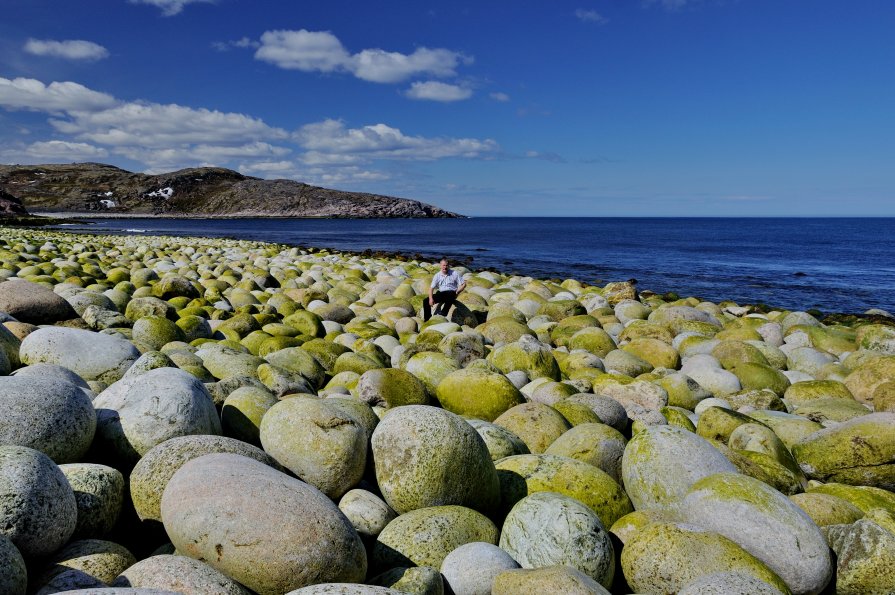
[124,228,147,233]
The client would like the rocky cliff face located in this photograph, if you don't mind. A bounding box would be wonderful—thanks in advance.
[0,163,462,218]
[0,190,29,216]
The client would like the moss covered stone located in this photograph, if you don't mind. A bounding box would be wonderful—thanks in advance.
[372,506,498,573]
[622,338,680,370]
[495,453,632,527]
[487,335,561,381]
[435,367,525,421]
[621,523,789,595]
[371,406,499,515]
[467,419,530,461]
[545,422,626,483]
[788,492,864,527]
[493,402,570,454]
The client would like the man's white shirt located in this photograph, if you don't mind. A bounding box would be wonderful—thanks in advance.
[431,270,463,292]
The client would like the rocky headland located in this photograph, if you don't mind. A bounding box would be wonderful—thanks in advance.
[0,163,462,218]
[1,227,894,594]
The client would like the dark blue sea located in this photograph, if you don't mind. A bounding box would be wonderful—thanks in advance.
[54,217,895,314]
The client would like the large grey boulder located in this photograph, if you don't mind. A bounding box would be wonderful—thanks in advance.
[0,374,96,463]
[0,534,27,595]
[0,445,77,557]
[499,492,614,588]
[160,453,366,595]
[0,280,77,324]
[440,542,519,595]
[92,367,221,467]
[21,327,139,383]
[112,555,251,594]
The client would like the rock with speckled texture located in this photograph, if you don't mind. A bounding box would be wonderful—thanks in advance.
[161,453,366,595]
[499,492,614,588]
[20,327,139,383]
[370,406,499,515]
[130,435,280,522]
[678,572,787,595]
[492,566,610,595]
[338,489,397,538]
[59,464,124,539]
[33,539,135,595]
[0,445,77,557]
[112,555,251,595]
[440,542,519,595]
[824,519,895,595]
[0,535,27,595]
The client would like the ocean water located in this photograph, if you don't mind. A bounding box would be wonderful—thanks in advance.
[55,217,895,314]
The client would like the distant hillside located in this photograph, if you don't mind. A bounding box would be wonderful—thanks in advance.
[0,163,462,218]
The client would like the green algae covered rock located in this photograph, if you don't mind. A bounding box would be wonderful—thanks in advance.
[369,566,443,595]
[495,453,632,528]
[477,316,536,345]
[697,406,761,442]
[621,523,789,595]
[792,412,895,490]
[545,422,626,483]
[372,505,498,572]
[731,362,791,396]
[656,372,712,410]
[568,327,617,357]
[404,352,460,396]
[493,402,571,454]
[435,367,525,421]
[487,335,561,381]
[788,492,864,527]
[824,519,895,595]
[371,405,499,515]
[784,380,855,405]
[677,473,831,595]
[161,453,366,595]
[807,483,895,515]
[857,323,895,355]
[467,419,530,461]
[499,492,615,588]
[221,386,278,444]
[621,425,736,510]
[792,397,872,424]
[844,355,895,405]
[260,398,367,499]
[678,572,788,595]
[34,538,136,593]
[357,368,429,408]
[623,337,680,370]
[746,410,823,450]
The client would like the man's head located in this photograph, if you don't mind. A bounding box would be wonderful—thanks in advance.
[440,258,449,273]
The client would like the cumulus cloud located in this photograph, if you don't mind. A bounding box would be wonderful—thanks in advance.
[295,119,497,161]
[212,37,260,51]
[0,77,116,113]
[254,29,471,84]
[575,9,608,23]
[405,81,472,102]
[128,0,214,16]
[25,140,108,160]
[51,102,287,147]
[489,92,510,102]
[24,39,109,61]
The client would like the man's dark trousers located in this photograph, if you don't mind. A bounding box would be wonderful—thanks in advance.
[423,290,457,321]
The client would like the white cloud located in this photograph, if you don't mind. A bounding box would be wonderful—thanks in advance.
[25,140,108,160]
[575,9,608,24]
[24,39,109,61]
[644,0,702,10]
[0,77,117,113]
[352,48,469,83]
[128,0,214,16]
[254,29,470,84]
[255,30,351,73]
[51,102,287,147]
[489,92,510,102]
[405,81,472,102]
[213,37,260,51]
[295,119,497,161]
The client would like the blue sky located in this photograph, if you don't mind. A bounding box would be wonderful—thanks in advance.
[1,0,893,216]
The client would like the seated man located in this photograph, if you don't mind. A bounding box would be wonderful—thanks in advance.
[424,257,466,321]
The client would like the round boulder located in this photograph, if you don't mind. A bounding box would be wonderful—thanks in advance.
[371,405,499,515]
[499,492,614,588]
[0,535,27,595]
[0,445,77,557]
[260,398,367,499]
[440,542,519,595]
[338,489,397,538]
[131,435,280,522]
[59,464,124,539]
[0,279,77,324]
[160,453,366,595]
[356,368,429,408]
[0,374,96,463]
[435,367,525,422]
[93,368,221,467]
[493,403,570,454]
[21,327,140,383]
[372,505,498,572]
[112,555,251,594]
